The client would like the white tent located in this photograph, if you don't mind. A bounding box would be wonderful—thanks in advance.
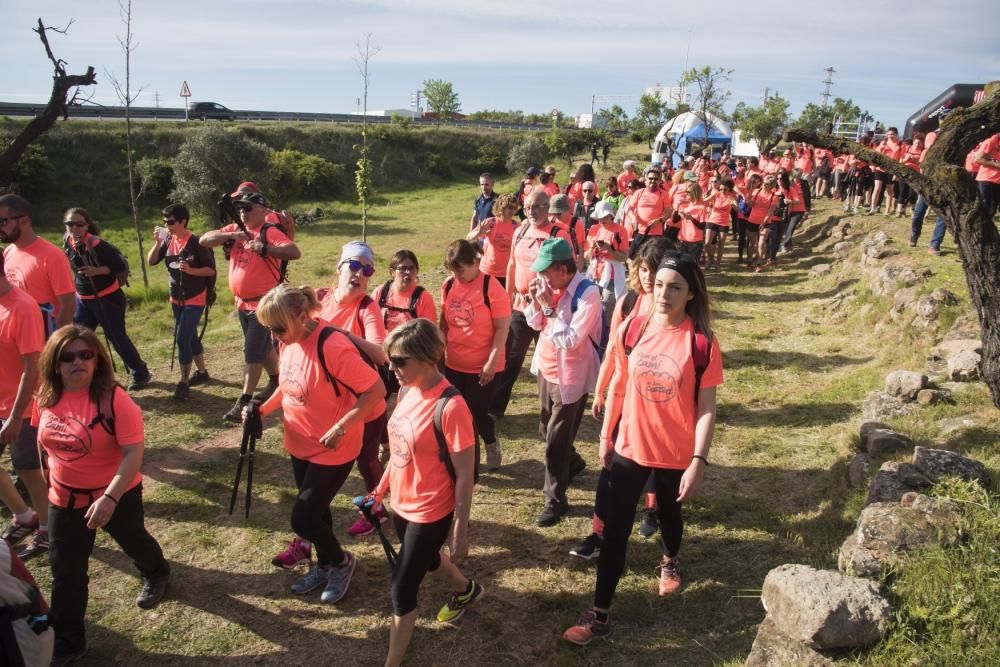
[651,111,733,166]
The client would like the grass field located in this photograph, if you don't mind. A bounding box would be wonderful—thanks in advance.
[18,143,999,666]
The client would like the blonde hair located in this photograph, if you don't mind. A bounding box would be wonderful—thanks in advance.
[38,325,117,407]
[257,284,321,330]
[491,193,517,218]
[384,318,445,365]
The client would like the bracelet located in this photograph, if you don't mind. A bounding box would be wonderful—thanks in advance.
[692,454,709,465]
[103,493,119,505]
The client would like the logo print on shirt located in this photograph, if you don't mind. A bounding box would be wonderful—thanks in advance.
[4,266,26,289]
[280,359,307,406]
[387,415,415,469]
[446,298,475,329]
[41,414,92,462]
[634,351,683,404]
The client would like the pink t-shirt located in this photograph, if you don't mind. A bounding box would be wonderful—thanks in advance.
[220,222,292,311]
[441,273,511,374]
[0,287,44,420]
[477,217,518,278]
[3,237,75,309]
[371,283,436,334]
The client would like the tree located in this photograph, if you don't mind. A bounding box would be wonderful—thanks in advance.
[797,97,867,134]
[732,95,791,154]
[422,79,461,121]
[633,93,672,148]
[106,0,149,288]
[354,33,380,241]
[595,105,630,133]
[0,18,97,187]
[786,80,1000,407]
[680,66,733,149]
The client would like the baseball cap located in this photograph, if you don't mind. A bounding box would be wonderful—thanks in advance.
[548,194,571,214]
[531,238,574,272]
[526,166,542,177]
[233,190,268,208]
[590,201,615,221]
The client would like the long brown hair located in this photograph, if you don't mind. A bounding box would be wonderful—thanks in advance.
[37,325,117,407]
[63,207,101,236]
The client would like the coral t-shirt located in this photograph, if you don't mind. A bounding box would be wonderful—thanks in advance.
[585,222,628,278]
[371,283,436,334]
[706,192,736,227]
[387,378,475,523]
[747,189,776,225]
[276,323,381,465]
[612,316,723,469]
[220,222,292,311]
[617,171,635,194]
[441,274,511,374]
[0,287,44,420]
[678,202,706,243]
[478,217,518,278]
[34,387,144,509]
[317,292,386,419]
[975,133,1000,184]
[509,222,570,311]
[3,238,75,310]
[633,187,673,235]
[785,181,807,214]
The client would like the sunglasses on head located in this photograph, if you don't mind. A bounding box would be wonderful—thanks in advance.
[64,220,88,228]
[58,349,96,363]
[389,355,410,368]
[345,260,376,277]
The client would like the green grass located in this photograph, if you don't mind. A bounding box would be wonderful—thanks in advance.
[20,143,999,666]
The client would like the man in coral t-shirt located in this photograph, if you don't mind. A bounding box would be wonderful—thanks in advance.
[974,132,1000,219]
[200,187,301,421]
[0,194,76,336]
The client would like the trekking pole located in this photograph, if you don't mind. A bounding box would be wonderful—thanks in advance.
[353,495,397,571]
[77,241,119,373]
[229,401,263,518]
[170,256,186,371]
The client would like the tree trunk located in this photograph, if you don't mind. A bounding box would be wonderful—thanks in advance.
[786,81,1000,406]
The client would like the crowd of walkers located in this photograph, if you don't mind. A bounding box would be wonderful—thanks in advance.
[0,128,996,665]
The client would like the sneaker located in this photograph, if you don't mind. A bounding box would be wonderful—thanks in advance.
[172,381,190,401]
[569,533,602,561]
[1,513,38,546]
[562,608,611,645]
[320,552,357,604]
[291,564,332,595]
[536,502,569,528]
[188,369,210,386]
[16,529,48,560]
[484,441,502,471]
[348,504,387,537]
[436,579,484,627]
[223,395,251,423]
[271,538,312,569]
[658,556,682,596]
[136,569,170,608]
[569,452,586,482]
[127,372,151,392]
[639,509,659,538]
[252,378,279,402]
[908,239,917,248]
[51,638,88,666]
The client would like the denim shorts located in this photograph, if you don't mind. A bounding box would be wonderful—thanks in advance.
[0,420,41,470]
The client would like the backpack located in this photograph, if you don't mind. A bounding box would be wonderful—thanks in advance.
[314,326,374,398]
[442,274,492,310]
[432,386,479,484]
[260,211,296,282]
[622,316,712,402]
[67,237,131,288]
[570,278,609,360]
[619,290,640,321]
[513,222,562,249]
[566,217,582,257]
[88,387,119,436]
[377,282,426,328]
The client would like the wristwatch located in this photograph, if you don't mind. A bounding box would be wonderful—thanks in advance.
[543,306,555,318]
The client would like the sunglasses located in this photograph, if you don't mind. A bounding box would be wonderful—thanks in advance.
[268,325,287,335]
[163,218,180,225]
[58,349,96,363]
[582,189,595,193]
[345,260,376,277]
[64,220,88,228]
[389,355,410,368]
[0,214,27,226]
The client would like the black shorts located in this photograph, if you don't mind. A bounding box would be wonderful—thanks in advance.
[238,309,272,364]
[0,420,41,470]
[705,223,729,235]
[873,171,891,183]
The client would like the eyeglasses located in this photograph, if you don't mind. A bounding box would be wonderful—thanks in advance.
[0,214,27,226]
[394,264,417,273]
[58,349,96,363]
[582,189,595,193]
[389,355,410,368]
[63,220,88,228]
[345,260,376,277]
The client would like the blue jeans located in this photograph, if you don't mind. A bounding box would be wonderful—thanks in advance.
[74,290,148,379]
[171,303,205,366]
[911,195,946,250]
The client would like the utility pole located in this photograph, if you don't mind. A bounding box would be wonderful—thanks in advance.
[154,91,160,108]
[763,87,769,103]
[821,66,836,107]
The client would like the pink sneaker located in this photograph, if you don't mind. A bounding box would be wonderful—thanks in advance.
[271,537,312,569]
[348,504,387,537]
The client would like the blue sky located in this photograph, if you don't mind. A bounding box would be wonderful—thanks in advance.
[5,0,999,128]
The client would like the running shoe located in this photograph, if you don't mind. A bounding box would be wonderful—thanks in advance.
[291,564,332,595]
[172,381,190,401]
[136,569,171,609]
[2,513,38,546]
[658,556,682,596]
[16,529,48,561]
[127,372,151,392]
[436,579,484,627]
[639,509,659,538]
[271,538,312,569]
[347,503,387,537]
[569,533,602,561]
[188,369,210,386]
[536,502,569,527]
[320,552,357,604]
[562,608,611,645]
[484,441,502,471]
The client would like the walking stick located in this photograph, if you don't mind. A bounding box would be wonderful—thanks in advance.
[353,495,397,571]
[229,401,263,518]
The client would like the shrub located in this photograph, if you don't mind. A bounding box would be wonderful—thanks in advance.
[471,143,507,174]
[136,157,174,204]
[171,125,271,216]
[420,152,451,179]
[269,149,348,201]
[505,136,549,175]
[11,144,54,199]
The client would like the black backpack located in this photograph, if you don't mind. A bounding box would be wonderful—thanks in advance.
[442,274,492,310]
[376,282,426,328]
[431,386,479,484]
[314,326,372,398]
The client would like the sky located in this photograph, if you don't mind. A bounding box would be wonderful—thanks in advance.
[5,0,999,129]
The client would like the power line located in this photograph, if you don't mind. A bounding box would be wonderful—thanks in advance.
[821,67,836,107]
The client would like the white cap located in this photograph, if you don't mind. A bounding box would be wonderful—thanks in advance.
[590,201,616,221]
[623,160,636,169]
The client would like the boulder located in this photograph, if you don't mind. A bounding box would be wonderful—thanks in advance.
[809,264,832,279]
[929,288,959,305]
[935,416,978,437]
[761,564,890,650]
[871,265,931,296]
[927,338,981,375]
[890,287,919,314]
[745,616,836,667]
[912,446,990,486]
[848,453,872,488]
[916,295,939,321]
[833,241,853,259]
[915,389,946,406]
[837,532,884,578]
[884,371,927,400]
[864,429,913,457]
[867,461,931,504]
[861,390,916,421]
[858,421,891,440]
[947,350,981,381]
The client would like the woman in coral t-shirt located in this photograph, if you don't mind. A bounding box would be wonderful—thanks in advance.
[372,319,481,667]
[564,251,722,645]
[676,182,707,264]
[440,240,511,471]
[34,325,169,663]
[702,179,737,271]
[255,285,385,604]
[466,193,519,287]
[750,176,780,272]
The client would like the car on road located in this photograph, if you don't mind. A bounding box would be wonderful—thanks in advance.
[190,101,236,121]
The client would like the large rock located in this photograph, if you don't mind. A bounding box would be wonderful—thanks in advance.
[761,564,890,650]
[848,453,872,488]
[809,264,832,279]
[915,388,946,406]
[858,421,891,440]
[867,461,931,504]
[864,429,913,457]
[884,371,927,400]
[929,288,959,305]
[833,241,853,259]
[947,350,981,381]
[927,338,981,376]
[936,416,978,437]
[745,615,836,667]
[837,532,885,578]
[890,287,919,316]
[861,390,917,421]
[870,264,932,296]
[912,446,991,486]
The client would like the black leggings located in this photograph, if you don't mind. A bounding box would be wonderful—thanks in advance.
[594,454,684,610]
[593,465,657,528]
[290,455,353,567]
[391,512,453,615]
[446,367,498,444]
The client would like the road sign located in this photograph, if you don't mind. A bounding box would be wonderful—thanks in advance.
[551,108,560,119]
[179,80,192,98]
